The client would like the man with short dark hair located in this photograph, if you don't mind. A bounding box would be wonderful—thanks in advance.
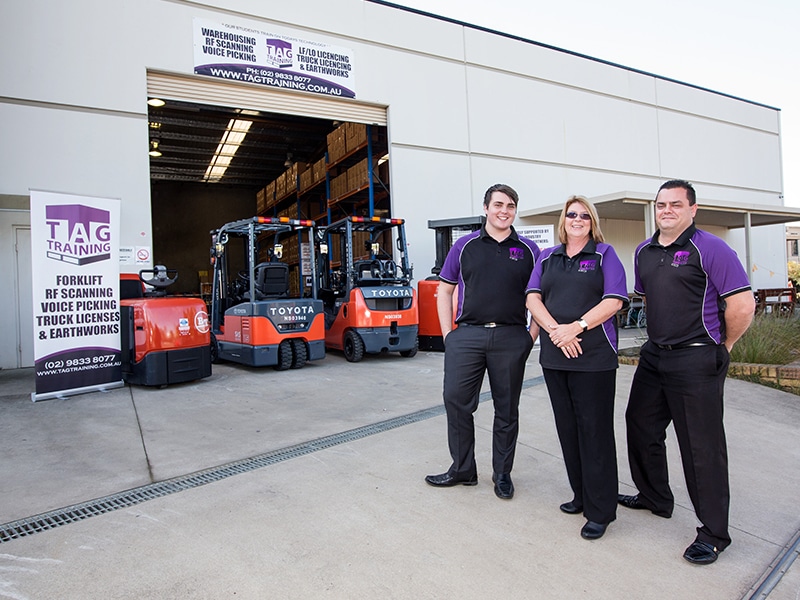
[620,179,755,564]
[425,183,540,500]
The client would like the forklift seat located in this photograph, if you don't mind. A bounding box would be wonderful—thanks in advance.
[253,262,289,298]
[354,260,383,284]
[318,288,336,310]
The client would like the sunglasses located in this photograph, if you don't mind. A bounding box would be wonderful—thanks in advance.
[566,211,591,221]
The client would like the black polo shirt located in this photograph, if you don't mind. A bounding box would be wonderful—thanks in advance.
[634,223,751,346]
[440,225,540,326]
[526,240,628,371]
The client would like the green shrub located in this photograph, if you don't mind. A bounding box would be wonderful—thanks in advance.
[729,314,800,365]
[788,262,800,289]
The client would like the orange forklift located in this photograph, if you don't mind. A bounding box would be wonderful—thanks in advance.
[119,266,212,386]
[209,216,325,369]
[417,216,485,351]
[316,216,418,362]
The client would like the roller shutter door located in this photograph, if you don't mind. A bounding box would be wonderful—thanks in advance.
[147,70,387,125]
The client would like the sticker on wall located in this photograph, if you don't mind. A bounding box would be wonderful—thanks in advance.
[119,246,134,265]
[136,246,151,265]
[516,225,555,248]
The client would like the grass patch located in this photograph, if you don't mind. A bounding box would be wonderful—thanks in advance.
[729,314,800,365]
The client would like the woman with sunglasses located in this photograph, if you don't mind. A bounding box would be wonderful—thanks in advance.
[525,195,628,540]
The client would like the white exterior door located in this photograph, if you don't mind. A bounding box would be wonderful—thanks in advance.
[15,226,34,367]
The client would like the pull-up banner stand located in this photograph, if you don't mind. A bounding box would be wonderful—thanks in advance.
[30,190,123,402]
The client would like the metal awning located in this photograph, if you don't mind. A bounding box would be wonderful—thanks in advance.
[519,191,800,229]
[519,190,800,283]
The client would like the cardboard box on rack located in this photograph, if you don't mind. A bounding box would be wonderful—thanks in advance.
[264,181,276,210]
[348,157,370,191]
[346,122,367,152]
[299,164,313,192]
[327,124,347,163]
[312,156,326,184]
[328,172,349,204]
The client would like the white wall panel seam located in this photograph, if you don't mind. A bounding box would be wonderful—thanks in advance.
[0,96,145,120]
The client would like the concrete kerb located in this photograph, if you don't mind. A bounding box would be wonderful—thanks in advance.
[617,336,800,394]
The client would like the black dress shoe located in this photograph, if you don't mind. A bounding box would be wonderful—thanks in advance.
[581,520,611,540]
[683,541,720,565]
[617,493,648,509]
[617,494,671,518]
[581,521,608,540]
[559,501,583,514]
[492,473,514,500]
[425,472,478,487]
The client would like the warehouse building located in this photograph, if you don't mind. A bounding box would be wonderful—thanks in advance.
[1,0,797,370]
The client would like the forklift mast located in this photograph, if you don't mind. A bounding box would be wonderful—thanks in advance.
[427,215,485,276]
[315,215,419,362]
[417,215,485,351]
[317,215,413,293]
[208,215,325,369]
[210,216,318,332]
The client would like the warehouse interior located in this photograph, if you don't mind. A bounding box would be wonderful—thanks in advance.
[146,98,390,296]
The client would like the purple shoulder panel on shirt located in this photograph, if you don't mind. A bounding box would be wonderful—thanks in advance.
[439,230,481,284]
[526,245,559,293]
[596,243,628,299]
[632,238,653,295]
[518,236,542,262]
[690,229,751,297]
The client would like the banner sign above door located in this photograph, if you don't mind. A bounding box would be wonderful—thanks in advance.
[193,18,357,99]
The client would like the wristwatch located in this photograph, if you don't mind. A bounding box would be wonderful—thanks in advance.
[578,319,589,332]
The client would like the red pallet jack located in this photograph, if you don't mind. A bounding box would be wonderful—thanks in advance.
[120,266,211,386]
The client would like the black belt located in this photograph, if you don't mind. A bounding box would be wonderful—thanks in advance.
[652,341,716,350]
[460,322,514,328]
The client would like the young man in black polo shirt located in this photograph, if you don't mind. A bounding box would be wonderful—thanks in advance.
[425,183,540,500]
[619,180,755,564]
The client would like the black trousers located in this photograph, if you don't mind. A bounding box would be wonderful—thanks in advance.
[543,368,618,524]
[626,341,731,550]
[442,324,533,477]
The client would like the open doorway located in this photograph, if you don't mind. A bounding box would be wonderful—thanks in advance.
[146,98,389,297]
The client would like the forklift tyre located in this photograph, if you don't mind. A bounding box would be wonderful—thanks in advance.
[343,330,365,363]
[275,339,293,371]
[210,332,221,364]
[290,339,307,369]
[400,337,418,358]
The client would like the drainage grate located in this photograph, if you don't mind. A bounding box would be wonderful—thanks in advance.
[0,375,544,544]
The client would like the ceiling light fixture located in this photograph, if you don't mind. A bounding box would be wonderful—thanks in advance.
[284,152,294,168]
[147,98,166,107]
[149,139,162,157]
[203,118,253,182]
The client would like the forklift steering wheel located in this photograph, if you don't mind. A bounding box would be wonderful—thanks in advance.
[370,260,383,279]
[139,266,178,289]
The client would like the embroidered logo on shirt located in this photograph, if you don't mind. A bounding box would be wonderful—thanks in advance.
[509,247,524,261]
[671,251,690,267]
[578,259,597,272]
